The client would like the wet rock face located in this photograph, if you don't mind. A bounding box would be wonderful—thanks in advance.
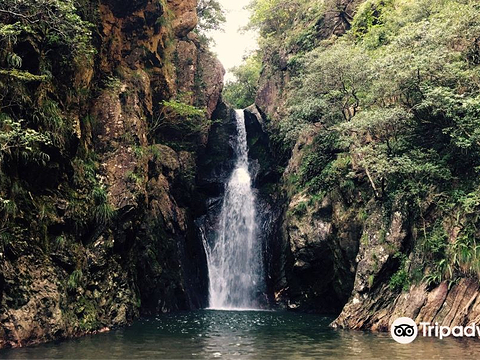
[242,106,287,307]
[250,1,366,313]
[92,69,150,210]
[196,104,236,196]
[91,0,222,319]
[244,105,279,188]
[198,50,225,119]
[0,233,139,349]
[284,195,339,312]
[331,207,480,332]
[243,106,357,312]
[255,70,287,124]
[169,0,198,37]
[272,130,360,313]
[175,35,225,119]
[194,105,237,267]
[134,144,209,313]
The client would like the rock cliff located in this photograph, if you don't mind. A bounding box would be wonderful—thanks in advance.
[250,0,480,335]
[0,0,226,348]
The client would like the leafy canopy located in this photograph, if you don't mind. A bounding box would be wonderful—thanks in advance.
[197,0,226,33]
[223,54,262,109]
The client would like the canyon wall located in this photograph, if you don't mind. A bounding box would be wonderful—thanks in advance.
[248,0,480,332]
[0,0,226,348]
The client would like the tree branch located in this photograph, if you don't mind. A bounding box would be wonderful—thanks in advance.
[0,8,38,23]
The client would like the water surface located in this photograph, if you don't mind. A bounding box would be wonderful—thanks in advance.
[2,310,480,359]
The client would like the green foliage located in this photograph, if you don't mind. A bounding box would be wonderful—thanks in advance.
[5,52,22,68]
[0,198,17,222]
[389,252,411,291]
[77,296,100,331]
[127,170,144,187]
[67,269,83,291]
[421,222,455,286]
[33,99,68,145]
[92,186,115,225]
[0,113,51,163]
[0,0,94,57]
[161,99,206,118]
[288,42,371,125]
[271,0,480,208]
[223,54,262,109]
[247,0,480,283]
[298,131,344,193]
[247,0,304,37]
[0,0,95,140]
[72,155,97,187]
[54,235,66,249]
[197,0,226,33]
[104,75,122,90]
[150,97,209,147]
[0,69,48,81]
[351,0,391,39]
[292,201,308,217]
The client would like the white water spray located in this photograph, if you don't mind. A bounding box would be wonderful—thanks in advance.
[203,110,263,310]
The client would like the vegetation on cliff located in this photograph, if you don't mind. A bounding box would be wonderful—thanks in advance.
[238,0,480,307]
[0,0,98,250]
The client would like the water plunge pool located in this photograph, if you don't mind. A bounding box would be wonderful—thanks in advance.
[2,310,480,359]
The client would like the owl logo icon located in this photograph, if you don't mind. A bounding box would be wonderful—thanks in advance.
[391,317,418,344]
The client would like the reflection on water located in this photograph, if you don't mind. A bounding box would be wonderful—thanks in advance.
[2,310,480,359]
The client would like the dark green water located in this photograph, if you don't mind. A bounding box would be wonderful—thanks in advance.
[2,310,480,359]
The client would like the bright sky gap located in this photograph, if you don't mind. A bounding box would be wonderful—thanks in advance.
[206,0,258,82]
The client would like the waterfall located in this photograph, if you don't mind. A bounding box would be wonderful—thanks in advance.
[202,109,264,310]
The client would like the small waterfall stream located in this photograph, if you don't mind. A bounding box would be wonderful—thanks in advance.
[202,109,264,310]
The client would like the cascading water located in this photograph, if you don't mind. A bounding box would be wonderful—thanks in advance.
[202,109,264,310]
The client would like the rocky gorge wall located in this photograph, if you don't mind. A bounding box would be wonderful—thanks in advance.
[0,0,227,348]
[247,0,480,333]
[240,104,480,330]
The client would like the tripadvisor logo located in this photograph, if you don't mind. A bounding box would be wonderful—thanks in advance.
[391,317,418,344]
[391,316,480,343]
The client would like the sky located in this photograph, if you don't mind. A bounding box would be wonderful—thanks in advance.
[206,0,258,82]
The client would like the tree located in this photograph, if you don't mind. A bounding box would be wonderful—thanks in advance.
[287,41,371,126]
[196,0,226,33]
[0,114,51,164]
[247,0,303,37]
[0,0,93,59]
[223,54,261,109]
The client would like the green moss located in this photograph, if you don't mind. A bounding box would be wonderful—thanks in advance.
[127,170,144,187]
[54,235,66,249]
[104,75,122,90]
[368,274,375,288]
[77,296,101,331]
[360,232,369,246]
[389,253,410,292]
[0,69,48,82]
[133,145,147,159]
[357,208,369,222]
